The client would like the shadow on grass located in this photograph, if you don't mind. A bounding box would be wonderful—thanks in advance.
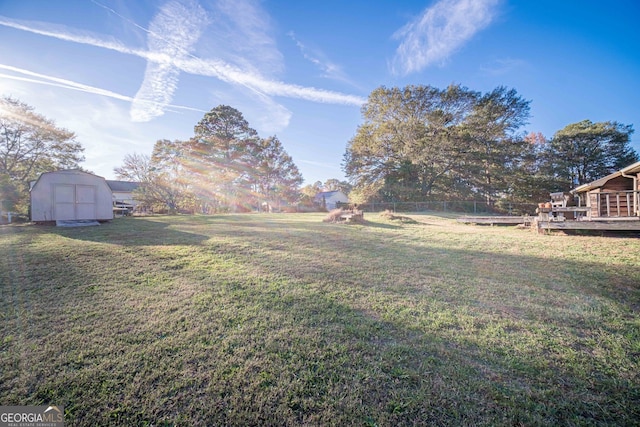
[10,256,638,425]
[0,259,554,425]
[356,220,403,230]
[44,216,209,246]
[2,214,639,425]
[207,223,640,425]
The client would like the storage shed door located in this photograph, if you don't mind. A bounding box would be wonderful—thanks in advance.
[76,185,97,219]
[54,184,97,220]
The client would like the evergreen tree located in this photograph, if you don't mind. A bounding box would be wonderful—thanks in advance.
[547,120,637,189]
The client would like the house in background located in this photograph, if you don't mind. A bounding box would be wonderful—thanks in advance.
[314,190,349,210]
[571,160,640,218]
[107,180,140,213]
[30,170,113,222]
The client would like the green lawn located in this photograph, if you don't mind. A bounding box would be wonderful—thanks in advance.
[1,213,639,426]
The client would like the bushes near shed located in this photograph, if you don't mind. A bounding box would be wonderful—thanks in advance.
[323,208,345,223]
[323,208,365,223]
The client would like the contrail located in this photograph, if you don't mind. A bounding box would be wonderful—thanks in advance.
[0,13,365,106]
[0,3,365,126]
[0,64,207,113]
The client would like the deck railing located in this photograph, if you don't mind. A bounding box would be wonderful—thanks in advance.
[589,190,640,217]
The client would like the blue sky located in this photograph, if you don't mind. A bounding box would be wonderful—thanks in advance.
[1,0,639,185]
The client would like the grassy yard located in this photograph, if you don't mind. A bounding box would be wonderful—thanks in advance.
[1,213,639,426]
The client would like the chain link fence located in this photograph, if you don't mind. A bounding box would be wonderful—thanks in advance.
[337,200,537,215]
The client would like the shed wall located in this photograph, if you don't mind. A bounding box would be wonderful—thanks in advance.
[31,171,113,221]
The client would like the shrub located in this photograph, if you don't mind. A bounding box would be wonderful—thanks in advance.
[323,208,345,223]
[379,210,417,223]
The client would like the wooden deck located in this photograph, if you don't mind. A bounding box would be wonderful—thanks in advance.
[460,189,640,233]
[457,215,533,225]
[533,217,640,232]
[533,201,640,232]
[458,213,640,233]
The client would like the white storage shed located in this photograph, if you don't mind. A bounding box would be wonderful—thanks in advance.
[30,170,114,222]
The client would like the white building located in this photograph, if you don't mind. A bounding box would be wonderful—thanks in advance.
[314,190,349,210]
[30,170,113,222]
[107,180,140,212]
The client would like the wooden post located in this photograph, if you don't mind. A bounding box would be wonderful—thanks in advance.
[606,194,611,217]
[626,193,631,216]
[616,193,621,216]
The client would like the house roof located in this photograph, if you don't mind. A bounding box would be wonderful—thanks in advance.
[314,190,346,201]
[107,180,139,192]
[572,160,640,194]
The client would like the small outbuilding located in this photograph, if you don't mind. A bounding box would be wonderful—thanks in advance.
[314,190,349,210]
[107,180,140,213]
[571,161,640,218]
[30,170,114,222]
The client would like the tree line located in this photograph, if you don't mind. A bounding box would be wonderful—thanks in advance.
[343,84,637,206]
[1,88,637,217]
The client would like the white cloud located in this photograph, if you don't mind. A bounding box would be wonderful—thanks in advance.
[211,0,283,75]
[243,92,292,133]
[0,2,365,124]
[480,57,527,75]
[392,0,501,75]
[287,31,354,86]
[130,0,209,121]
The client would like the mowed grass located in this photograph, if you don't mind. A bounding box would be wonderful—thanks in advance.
[1,213,639,426]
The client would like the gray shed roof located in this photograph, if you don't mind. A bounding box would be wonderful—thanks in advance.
[107,180,140,192]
